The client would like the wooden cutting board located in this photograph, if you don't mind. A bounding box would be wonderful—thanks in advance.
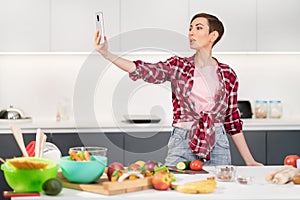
[57,172,153,195]
[168,167,208,174]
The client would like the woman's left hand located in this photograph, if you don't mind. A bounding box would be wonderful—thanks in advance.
[246,160,264,166]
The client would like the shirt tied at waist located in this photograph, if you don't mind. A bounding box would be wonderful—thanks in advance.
[188,112,216,161]
[188,82,228,161]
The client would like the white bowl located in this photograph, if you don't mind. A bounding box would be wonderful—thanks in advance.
[215,165,236,182]
[42,142,61,164]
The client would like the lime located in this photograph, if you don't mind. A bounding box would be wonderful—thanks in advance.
[42,178,63,196]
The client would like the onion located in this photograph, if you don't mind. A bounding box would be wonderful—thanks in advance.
[144,160,158,172]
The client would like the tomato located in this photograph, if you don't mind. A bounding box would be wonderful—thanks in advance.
[284,155,300,168]
[189,160,203,171]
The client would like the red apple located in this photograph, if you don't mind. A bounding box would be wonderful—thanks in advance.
[284,155,300,168]
[152,171,171,190]
[128,163,140,171]
[107,162,124,181]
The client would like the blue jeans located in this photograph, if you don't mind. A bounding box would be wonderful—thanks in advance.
[165,126,231,166]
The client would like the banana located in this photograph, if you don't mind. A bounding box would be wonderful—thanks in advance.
[176,179,217,194]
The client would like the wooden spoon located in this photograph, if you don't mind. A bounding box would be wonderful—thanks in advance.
[39,129,47,158]
[10,125,28,157]
[0,157,5,163]
[35,129,41,158]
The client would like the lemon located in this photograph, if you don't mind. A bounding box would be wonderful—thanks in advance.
[42,178,63,196]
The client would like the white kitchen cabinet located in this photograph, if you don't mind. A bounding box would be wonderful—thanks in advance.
[0,0,50,52]
[50,0,120,52]
[189,0,257,52]
[120,0,190,53]
[257,0,300,51]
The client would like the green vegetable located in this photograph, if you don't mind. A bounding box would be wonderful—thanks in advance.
[169,173,176,182]
[68,155,75,161]
[176,161,191,170]
[42,178,63,196]
[112,170,120,179]
[76,151,85,160]
[154,165,169,173]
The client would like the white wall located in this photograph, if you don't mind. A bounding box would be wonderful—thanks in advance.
[0,52,299,123]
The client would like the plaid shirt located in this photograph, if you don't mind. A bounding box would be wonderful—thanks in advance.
[129,55,243,159]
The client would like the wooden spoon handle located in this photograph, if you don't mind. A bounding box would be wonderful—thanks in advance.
[39,131,47,158]
[0,157,5,163]
[35,129,41,158]
[10,125,28,157]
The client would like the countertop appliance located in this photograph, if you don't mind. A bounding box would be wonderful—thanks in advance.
[123,115,161,124]
[0,105,31,120]
[237,100,253,119]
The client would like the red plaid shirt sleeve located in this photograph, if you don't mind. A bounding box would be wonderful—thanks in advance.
[128,58,174,84]
[223,75,243,135]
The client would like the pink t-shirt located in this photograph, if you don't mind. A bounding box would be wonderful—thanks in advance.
[174,65,219,130]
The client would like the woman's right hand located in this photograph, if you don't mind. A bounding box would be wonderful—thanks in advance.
[93,30,136,72]
[94,30,109,58]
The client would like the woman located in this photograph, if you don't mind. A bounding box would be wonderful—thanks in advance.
[94,13,263,166]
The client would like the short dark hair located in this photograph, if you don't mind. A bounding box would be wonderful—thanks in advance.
[190,13,224,47]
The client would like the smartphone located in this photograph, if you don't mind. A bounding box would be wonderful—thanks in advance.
[95,12,105,44]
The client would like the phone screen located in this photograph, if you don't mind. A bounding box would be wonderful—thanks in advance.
[95,12,105,44]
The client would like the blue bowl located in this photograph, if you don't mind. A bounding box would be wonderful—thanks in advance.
[60,155,107,183]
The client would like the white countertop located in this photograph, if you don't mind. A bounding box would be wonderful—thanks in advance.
[1,118,300,134]
[11,166,300,200]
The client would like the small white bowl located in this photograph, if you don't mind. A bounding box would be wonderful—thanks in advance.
[236,176,253,185]
[215,165,236,182]
[42,142,61,164]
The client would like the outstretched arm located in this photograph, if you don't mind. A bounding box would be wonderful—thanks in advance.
[94,30,136,73]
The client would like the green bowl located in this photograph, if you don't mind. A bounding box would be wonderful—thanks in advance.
[1,157,59,192]
[60,155,107,183]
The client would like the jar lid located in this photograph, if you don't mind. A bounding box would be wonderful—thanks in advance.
[269,100,281,103]
[255,100,268,103]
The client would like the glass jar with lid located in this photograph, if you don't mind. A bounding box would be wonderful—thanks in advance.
[255,100,268,118]
[269,100,282,118]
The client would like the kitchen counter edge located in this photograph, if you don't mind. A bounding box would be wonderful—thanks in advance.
[1,118,300,133]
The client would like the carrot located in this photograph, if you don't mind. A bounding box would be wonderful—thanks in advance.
[84,150,91,161]
[68,149,83,161]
